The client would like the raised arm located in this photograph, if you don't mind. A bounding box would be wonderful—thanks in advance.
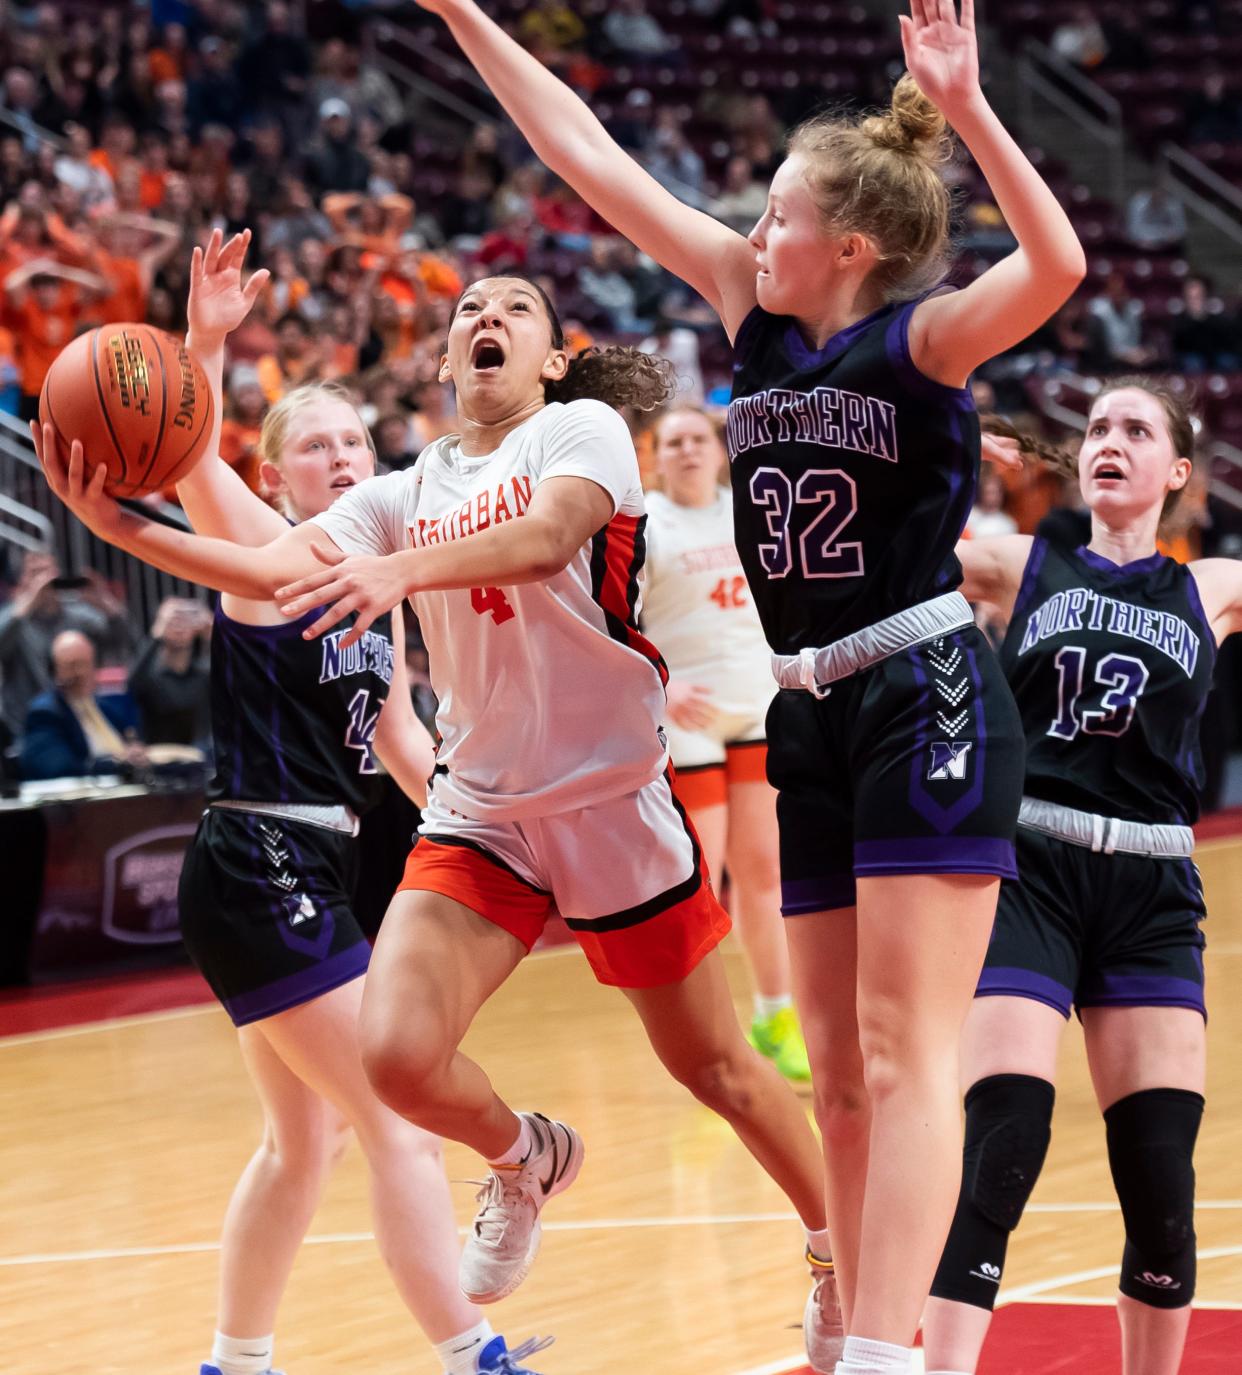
[37,425,331,600]
[903,0,1087,386]
[179,229,278,546]
[954,533,1033,615]
[416,0,757,335]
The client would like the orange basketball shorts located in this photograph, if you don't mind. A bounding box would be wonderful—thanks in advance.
[399,771,730,988]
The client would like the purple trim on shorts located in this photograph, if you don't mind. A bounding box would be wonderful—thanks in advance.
[781,872,857,915]
[854,835,1017,878]
[238,812,339,962]
[976,965,1073,1018]
[1078,972,1207,1017]
[906,635,990,835]
[1011,537,1049,625]
[223,938,370,1027]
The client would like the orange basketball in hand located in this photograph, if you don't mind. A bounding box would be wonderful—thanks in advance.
[38,323,215,498]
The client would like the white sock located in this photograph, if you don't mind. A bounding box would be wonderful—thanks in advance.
[754,992,793,1019]
[835,1334,914,1372]
[488,1116,533,1167]
[210,1332,274,1375]
[435,1318,496,1374]
[803,1224,834,1263]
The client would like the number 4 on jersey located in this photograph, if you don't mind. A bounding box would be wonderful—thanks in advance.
[344,688,380,775]
[471,586,515,625]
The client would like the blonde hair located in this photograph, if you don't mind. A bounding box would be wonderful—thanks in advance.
[258,382,376,516]
[788,73,954,302]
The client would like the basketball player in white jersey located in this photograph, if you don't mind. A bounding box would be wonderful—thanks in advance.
[42,273,844,1369]
[643,406,809,1080]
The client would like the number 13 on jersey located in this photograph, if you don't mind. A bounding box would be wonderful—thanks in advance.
[749,467,864,580]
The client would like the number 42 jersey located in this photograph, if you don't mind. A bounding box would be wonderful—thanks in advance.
[999,539,1216,825]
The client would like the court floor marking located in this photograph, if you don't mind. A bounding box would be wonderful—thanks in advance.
[5,1219,1241,1270]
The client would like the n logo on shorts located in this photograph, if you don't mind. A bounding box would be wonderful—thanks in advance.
[927,740,973,781]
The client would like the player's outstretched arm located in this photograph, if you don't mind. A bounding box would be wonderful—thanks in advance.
[37,425,330,601]
[275,472,615,647]
[903,0,1086,386]
[414,0,757,335]
[179,228,276,545]
[954,533,1032,615]
[373,612,436,809]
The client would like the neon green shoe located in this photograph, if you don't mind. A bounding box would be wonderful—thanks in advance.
[747,1005,812,1082]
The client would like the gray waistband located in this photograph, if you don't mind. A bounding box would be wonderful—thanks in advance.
[771,592,974,698]
[210,799,360,836]
[1018,797,1194,858]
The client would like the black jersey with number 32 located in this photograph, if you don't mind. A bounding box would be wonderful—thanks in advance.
[726,299,979,655]
[999,540,1215,825]
[207,603,396,816]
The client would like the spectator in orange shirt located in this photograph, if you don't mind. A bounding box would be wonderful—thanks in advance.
[255,312,323,403]
[322,190,414,257]
[89,212,181,325]
[89,114,139,187]
[1,257,108,419]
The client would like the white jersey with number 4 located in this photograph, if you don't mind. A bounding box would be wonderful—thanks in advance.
[642,488,775,716]
[311,399,668,822]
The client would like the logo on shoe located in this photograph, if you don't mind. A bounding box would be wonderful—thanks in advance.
[538,1121,564,1196]
[969,1260,1002,1283]
[1137,1271,1180,1289]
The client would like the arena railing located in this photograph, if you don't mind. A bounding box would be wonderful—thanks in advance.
[1016,40,1127,205]
[1158,144,1242,250]
[0,410,208,623]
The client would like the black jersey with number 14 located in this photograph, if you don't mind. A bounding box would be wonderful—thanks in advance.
[207,603,396,816]
[726,299,980,655]
[999,539,1215,825]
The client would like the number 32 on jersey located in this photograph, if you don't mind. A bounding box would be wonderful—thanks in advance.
[749,467,864,579]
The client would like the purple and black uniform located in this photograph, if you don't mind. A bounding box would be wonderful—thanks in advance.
[178,603,395,1025]
[727,299,1024,912]
[979,539,1215,1017]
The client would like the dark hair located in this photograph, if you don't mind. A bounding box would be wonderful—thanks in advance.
[449,275,676,412]
[980,375,1198,525]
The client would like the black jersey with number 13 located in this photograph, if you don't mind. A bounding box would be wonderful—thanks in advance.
[999,539,1215,825]
[726,299,980,655]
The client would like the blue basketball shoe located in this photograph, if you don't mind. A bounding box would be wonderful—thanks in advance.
[477,1335,554,1372]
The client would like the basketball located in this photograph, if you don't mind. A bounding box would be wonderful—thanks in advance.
[38,323,215,498]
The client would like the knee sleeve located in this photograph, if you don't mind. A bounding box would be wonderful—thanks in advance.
[1105,1087,1203,1309]
[930,1074,1055,1311]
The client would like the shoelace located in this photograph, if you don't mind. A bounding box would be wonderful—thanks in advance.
[469,1173,531,1244]
[489,1335,555,1372]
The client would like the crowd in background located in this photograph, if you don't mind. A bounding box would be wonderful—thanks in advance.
[1,0,1241,782]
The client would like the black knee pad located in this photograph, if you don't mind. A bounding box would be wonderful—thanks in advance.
[930,1074,1055,1311]
[1105,1087,1203,1309]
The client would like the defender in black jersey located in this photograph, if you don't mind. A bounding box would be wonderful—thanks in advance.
[924,381,1242,1375]
[416,0,1087,1365]
[179,602,395,1023]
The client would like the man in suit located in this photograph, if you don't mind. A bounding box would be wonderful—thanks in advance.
[20,630,146,781]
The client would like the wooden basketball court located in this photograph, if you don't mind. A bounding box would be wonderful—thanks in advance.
[3,836,1241,1375]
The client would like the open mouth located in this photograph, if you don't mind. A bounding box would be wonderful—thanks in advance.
[1094,463,1125,481]
[330,476,356,490]
[471,338,506,371]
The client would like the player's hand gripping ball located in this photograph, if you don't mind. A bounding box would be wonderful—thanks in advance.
[38,323,214,498]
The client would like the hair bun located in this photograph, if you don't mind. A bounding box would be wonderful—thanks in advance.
[862,73,951,163]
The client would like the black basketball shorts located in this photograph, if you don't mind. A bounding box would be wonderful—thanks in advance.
[179,807,370,1026]
[767,625,1024,914]
[978,828,1207,1019]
